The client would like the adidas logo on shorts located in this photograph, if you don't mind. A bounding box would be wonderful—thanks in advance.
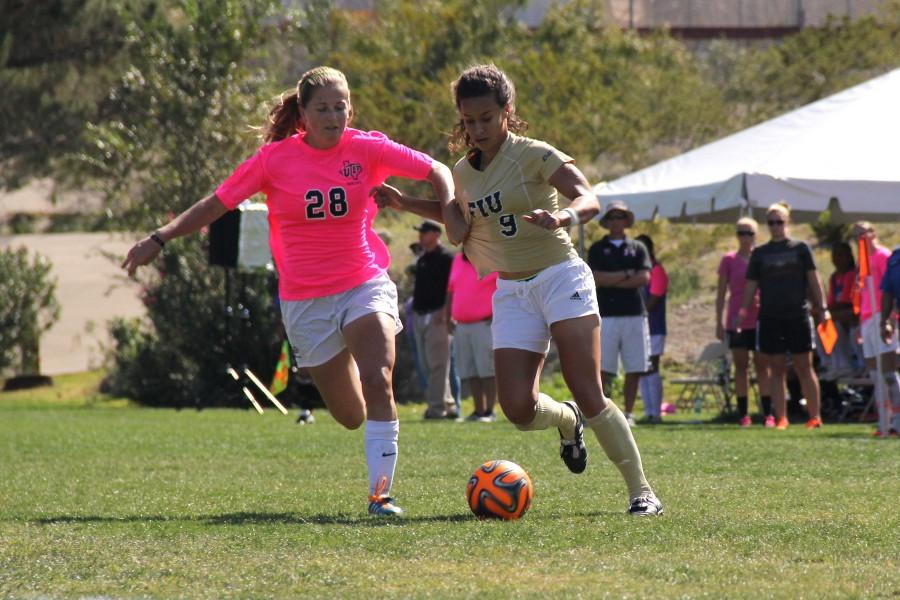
[569,291,581,301]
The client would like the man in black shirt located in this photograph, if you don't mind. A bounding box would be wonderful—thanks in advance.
[587,201,651,427]
[411,220,457,419]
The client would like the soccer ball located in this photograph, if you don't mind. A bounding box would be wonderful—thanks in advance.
[466,460,533,520]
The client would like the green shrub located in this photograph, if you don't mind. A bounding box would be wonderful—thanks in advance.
[0,246,60,374]
[7,213,37,235]
[103,236,283,408]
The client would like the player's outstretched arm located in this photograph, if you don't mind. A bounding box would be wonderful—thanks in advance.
[370,183,442,222]
[121,194,229,276]
[428,162,468,246]
[370,163,470,245]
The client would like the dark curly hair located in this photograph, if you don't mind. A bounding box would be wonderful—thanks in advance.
[448,64,528,154]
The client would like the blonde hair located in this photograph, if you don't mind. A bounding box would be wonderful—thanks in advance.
[262,66,350,143]
[766,201,791,221]
[736,217,758,233]
[853,220,874,234]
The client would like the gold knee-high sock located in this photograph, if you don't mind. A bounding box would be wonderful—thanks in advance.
[586,401,653,498]
[515,392,577,439]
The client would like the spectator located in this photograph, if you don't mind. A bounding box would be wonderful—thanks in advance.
[635,234,667,424]
[402,244,429,392]
[819,241,860,380]
[411,219,457,419]
[715,217,774,427]
[738,202,827,430]
[878,245,900,435]
[446,252,499,422]
[588,201,651,428]
[852,222,900,436]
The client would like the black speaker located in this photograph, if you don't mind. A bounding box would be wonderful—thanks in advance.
[209,210,241,268]
[208,204,272,269]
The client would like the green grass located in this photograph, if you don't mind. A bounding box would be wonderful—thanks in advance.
[1,375,899,599]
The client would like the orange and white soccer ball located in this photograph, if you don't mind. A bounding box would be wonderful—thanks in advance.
[466,460,533,520]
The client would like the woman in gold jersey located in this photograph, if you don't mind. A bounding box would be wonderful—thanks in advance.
[373,64,661,515]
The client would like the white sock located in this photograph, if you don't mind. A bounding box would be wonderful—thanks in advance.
[364,420,399,497]
[515,392,577,439]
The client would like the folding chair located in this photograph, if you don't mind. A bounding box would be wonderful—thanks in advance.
[671,341,733,412]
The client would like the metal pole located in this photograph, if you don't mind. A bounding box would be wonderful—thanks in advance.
[578,222,585,258]
[866,274,890,434]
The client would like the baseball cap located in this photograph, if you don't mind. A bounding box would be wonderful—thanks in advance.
[413,219,442,234]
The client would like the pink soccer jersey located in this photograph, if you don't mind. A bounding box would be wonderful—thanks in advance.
[447,254,498,323]
[719,251,759,330]
[859,245,891,322]
[215,128,433,300]
[648,263,668,297]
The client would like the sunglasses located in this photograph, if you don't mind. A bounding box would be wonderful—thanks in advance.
[767,220,785,226]
[606,214,628,221]
[737,230,755,237]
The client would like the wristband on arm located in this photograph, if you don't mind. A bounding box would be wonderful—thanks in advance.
[560,207,578,227]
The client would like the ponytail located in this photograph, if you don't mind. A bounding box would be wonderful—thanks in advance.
[263,91,302,143]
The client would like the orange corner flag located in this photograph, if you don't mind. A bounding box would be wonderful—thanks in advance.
[857,236,871,279]
[852,236,872,316]
[817,319,838,355]
[270,340,291,396]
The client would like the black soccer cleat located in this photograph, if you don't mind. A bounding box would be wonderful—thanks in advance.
[628,493,664,517]
[559,400,588,474]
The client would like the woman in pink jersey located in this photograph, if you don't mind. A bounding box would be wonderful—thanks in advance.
[715,217,773,427]
[121,66,456,517]
[445,252,499,421]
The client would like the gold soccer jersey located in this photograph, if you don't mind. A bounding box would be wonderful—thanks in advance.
[453,134,578,276]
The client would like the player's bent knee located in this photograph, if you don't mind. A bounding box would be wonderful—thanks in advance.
[502,397,537,428]
[358,365,392,392]
[335,411,365,430]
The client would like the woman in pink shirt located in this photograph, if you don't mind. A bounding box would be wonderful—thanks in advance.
[445,252,499,422]
[715,217,773,427]
[122,66,456,517]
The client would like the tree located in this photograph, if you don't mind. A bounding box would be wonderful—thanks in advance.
[0,0,139,190]
[0,246,60,375]
[71,0,288,406]
[705,3,900,129]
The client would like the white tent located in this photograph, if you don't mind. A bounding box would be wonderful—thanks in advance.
[594,68,900,223]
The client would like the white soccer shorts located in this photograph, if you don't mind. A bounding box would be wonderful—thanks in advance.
[491,258,599,354]
[280,273,401,367]
[600,315,650,374]
[453,320,495,379]
[860,315,899,359]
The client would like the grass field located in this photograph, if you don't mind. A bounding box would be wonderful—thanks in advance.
[1,372,899,599]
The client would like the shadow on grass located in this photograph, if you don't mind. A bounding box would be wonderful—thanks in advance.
[29,509,623,526]
[29,511,474,527]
